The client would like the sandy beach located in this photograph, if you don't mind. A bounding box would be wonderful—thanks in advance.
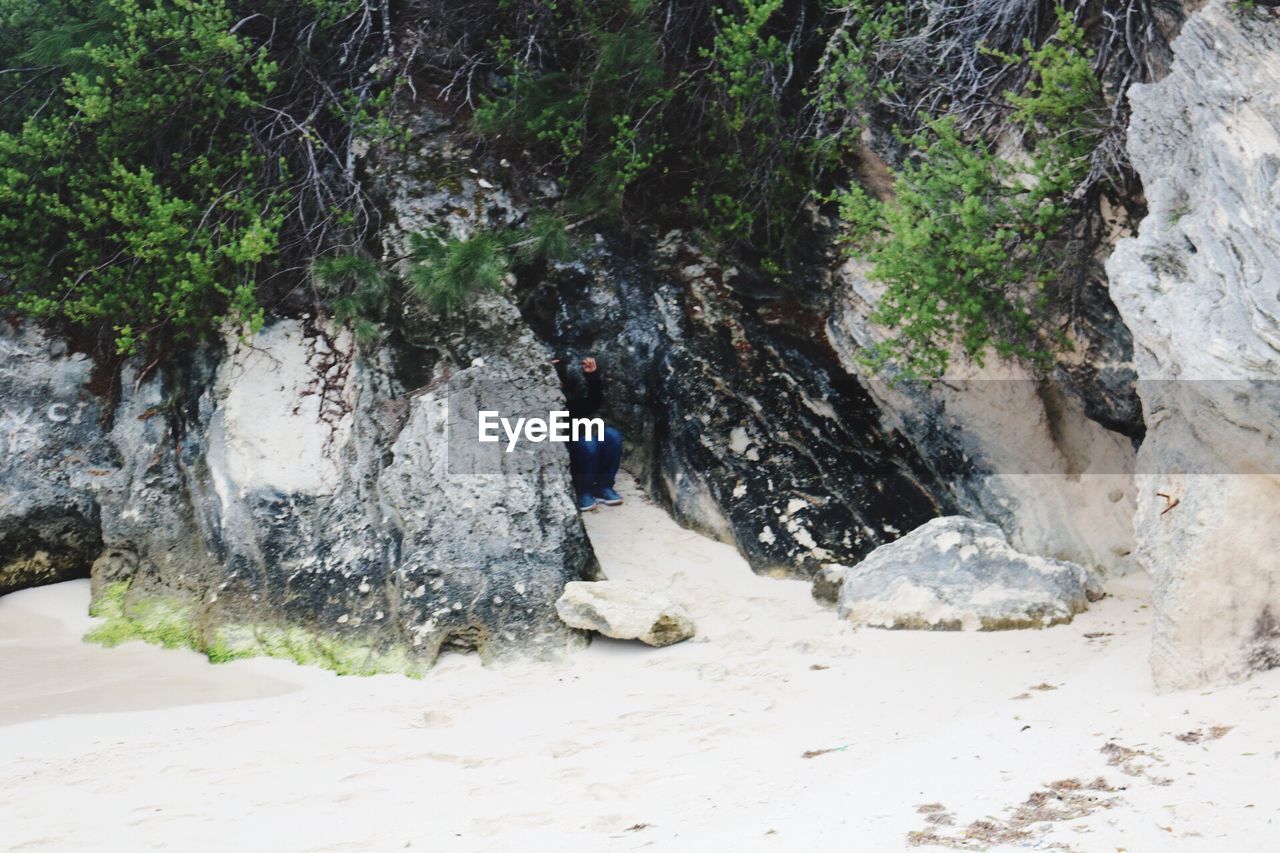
[2,474,1277,851]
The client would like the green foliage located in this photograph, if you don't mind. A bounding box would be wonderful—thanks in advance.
[0,0,1118,373]
[472,2,672,218]
[404,231,510,317]
[462,0,1005,267]
[997,7,1104,190]
[838,7,1103,378]
[0,0,275,352]
[686,0,802,254]
[85,581,197,649]
[808,1,905,165]
[0,0,394,354]
[313,210,578,338]
[313,254,388,346]
[470,0,832,258]
[516,211,574,265]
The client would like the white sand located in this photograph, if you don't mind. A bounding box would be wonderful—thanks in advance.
[2,474,1278,851]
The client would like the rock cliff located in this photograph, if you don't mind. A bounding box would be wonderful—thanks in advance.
[518,235,951,577]
[830,262,1139,573]
[0,325,108,595]
[521,219,1142,581]
[0,115,597,673]
[11,3,1279,691]
[4,302,595,674]
[1107,1,1280,690]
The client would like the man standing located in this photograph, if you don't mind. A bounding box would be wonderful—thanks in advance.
[557,355,623,512]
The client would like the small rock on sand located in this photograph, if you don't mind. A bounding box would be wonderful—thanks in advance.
[811,564,849,604]
[555,581,696,647]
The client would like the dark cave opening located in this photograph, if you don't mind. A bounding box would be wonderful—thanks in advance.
[0,506,100,597]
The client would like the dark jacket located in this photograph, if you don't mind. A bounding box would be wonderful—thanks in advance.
[564,369,603,420]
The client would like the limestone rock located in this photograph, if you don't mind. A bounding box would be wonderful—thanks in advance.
[555,581,695,646]
[1106,1,1280,690]
[81,308,595,673]
[837,517,1102,631]
[2,112,597,674]
[829,264,1139,575]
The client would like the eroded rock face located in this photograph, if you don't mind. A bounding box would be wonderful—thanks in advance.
[556,580,695,646]
[837,516,1102,631]
[830,263,1140,574]
[0,323,107,595]
[519,236,948,578]
[1106,1,1280,690]
[85,308,594,672]
[0,111,597,673]
[523,222,1141,581]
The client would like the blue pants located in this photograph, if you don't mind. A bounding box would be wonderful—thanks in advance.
[568,426,622,496]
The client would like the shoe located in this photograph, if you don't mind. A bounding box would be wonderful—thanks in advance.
[579,493,598,512]
[593,487,623,506]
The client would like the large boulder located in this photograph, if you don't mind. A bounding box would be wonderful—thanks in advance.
[556,581,696,646]
[85,306,595,673]
[1106,1,1280,690]
[836,517,1102,631]
[1,109,598,674]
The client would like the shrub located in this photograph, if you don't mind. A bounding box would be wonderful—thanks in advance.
[0,0,397,355]
[515,212,575,265]
[467,0,825,259]
[404,230,511,317]
[471,2,673,219]
[315,210,578,336]
[312,254,388,345]
[839,7,1104,378]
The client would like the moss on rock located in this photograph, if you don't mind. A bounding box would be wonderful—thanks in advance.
[85,581,197,650]
[85,580,423,678]
[209,624,424,678]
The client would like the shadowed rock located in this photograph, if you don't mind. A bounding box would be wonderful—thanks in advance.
[0,323,106,595]
[811,564,849,605]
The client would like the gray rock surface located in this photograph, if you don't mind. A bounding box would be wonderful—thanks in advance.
[837,517,1102,631]
[555,581,695,646]
[1106,1,1280,690]
[0,323,109,595]
[518,236,948,578]
[82,305,594,673]
[829,264,1139,574]
[520,205,1142,579]
[1,112,597,674]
